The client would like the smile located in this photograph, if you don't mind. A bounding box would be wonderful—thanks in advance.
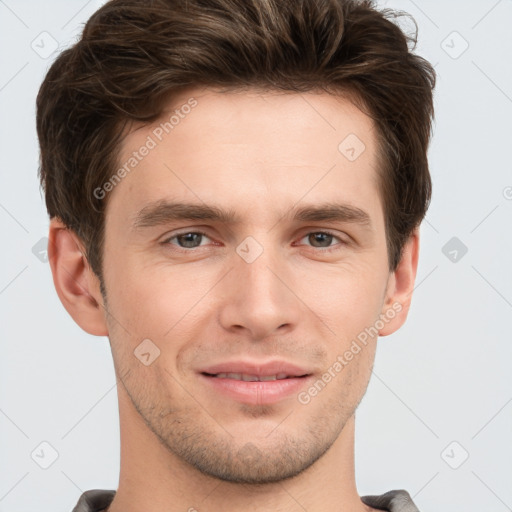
[204,372,308,381]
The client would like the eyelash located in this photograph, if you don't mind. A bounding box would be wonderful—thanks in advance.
[161,230,347,253]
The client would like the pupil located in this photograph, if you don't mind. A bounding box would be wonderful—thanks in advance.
[310,233,332,247]
[179,233,201,248]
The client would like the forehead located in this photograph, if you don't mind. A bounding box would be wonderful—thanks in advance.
[107,86,382,227]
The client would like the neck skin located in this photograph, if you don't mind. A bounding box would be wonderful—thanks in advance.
[105,382,376,512]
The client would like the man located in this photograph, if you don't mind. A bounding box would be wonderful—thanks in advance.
[36,0,435,510]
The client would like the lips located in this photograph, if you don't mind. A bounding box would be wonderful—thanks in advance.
[210,372,294,381]
[199,360,310,379]
[198,360,313,405]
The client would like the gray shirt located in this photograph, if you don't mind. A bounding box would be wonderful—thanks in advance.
[71,489,421,511]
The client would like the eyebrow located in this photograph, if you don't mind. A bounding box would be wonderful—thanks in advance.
[131,200,372,231]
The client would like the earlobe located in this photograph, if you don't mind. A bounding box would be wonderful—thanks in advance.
[378,229,420,337]
[48,218,109,337]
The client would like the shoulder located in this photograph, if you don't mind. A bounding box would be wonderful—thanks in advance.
[360,489,421,512]
[71,489,116,512]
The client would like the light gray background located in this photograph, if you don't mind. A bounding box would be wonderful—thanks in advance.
[1,0,511,510]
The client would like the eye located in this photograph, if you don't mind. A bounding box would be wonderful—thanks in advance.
[298,231,346,252]
[162,231,212,249]
[161,229,347,253]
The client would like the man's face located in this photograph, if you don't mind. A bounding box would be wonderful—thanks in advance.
[100,87,396,483]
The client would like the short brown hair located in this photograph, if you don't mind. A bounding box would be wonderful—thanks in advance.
[37,0,435,287]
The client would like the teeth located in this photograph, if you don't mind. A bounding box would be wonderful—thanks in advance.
[241,374,259,382]
[213,373,292,381]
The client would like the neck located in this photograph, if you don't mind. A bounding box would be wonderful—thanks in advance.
[106,384,372,512]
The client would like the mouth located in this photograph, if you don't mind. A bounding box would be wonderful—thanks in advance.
[201,372,309,381]
[198,361,313,405]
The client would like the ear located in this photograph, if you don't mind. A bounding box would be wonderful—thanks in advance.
[48,218,109,336]
[378,228,420,336]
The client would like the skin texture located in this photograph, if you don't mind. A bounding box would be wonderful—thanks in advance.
[49,86,419,512]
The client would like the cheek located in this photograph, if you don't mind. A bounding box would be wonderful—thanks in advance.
[105,257,219,342]
[293,262,388,338]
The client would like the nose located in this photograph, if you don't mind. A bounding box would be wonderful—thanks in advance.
[218,242,302,340]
